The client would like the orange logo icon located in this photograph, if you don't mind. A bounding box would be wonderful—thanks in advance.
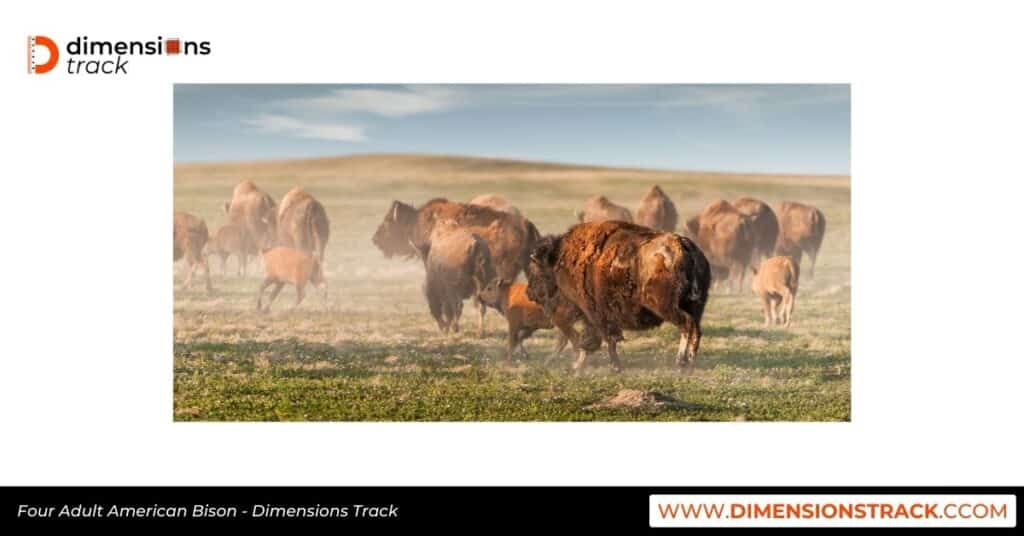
[28,36,59,74]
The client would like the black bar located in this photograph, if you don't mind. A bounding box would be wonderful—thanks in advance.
[1,487,1019,532]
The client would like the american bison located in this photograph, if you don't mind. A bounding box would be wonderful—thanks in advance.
[576,195,633,224]
[173,211,213,294]
[469,194,522,219]
[636,185,678,231]
[223,180,277,252]
[414,221,496,335]
[256,247,326,312]
[776,201,826,278]
[751,256,799,328]
[276,186,330,263]
[684,200,756,292]
[526,221,711,372]
[478,278,575,362]
[733,197,779,265]
[205,223,250,277]
[372,198,540,281]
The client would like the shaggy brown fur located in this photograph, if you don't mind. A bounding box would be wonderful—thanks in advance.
[576,195,633,224]
[526,221,711,373]
[751,256,800,327]
[276,187,330,263]
[685,200,756,292]
[636,185,678,231]
[478,280,579,361]
[414,221,497,335]
[776,201,826,279]
[205,223,250,277]
[733,197,779,266]
[372,198,540,281]
[173,211,212,294]
[256,247,326,312]
[223,180,277,252]
[469,194,522,219]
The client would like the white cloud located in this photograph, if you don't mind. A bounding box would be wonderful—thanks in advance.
[280,86,456,117]
[241,114,366,142]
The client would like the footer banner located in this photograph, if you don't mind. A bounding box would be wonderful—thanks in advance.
[1,487,1018,531]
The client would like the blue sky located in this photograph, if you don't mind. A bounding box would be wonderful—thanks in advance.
[174,84,850,174]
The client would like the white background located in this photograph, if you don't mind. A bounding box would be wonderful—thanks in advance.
[1,1,1021,486]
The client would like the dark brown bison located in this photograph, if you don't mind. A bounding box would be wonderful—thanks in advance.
[276,186,330,264]
[372,198,540,281]
[469,194,522,219]
[636,185,678,231]
[414,221,496,334]
[733,197,779,265]
[223,180,277,252]
[526,221,711,373]
[775,201,826,278]
[173,211,212,294]
[684,200,756,292]
[576,195,633,224]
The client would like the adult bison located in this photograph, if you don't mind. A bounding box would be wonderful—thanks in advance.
[469,194,522,219]
[636,185,678,231]
[372,198,540,281]
[372,198,541,335]
[776,201,826,278]
[413,221,496,334]
[173,211,212,294]
[684,200,756,292]
[276,187,330,263]
[525,221,711,373]
[733,197,779,265]
[223,180,277,253]
[576,195,633,224]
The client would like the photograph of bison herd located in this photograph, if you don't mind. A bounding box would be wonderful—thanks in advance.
[174,156,848,421]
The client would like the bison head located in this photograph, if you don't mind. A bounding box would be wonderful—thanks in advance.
[478,278,512,311]
[372,201,418,259]
[525,235,561,312]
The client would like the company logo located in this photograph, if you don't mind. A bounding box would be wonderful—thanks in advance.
[27,36,60,74]
[26,35,211,76]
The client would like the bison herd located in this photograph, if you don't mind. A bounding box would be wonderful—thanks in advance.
[175,181,826,373]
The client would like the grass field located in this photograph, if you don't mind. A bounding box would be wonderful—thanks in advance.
[173,154,850,421]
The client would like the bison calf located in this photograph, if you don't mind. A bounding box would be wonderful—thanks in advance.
[751,256,799,328]
[478,279,575,362]
[205,223,251,277]
[256,247,326,312]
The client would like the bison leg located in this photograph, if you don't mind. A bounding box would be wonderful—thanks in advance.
[183,261,195,290]
[256,278,274,311]
[782,290,795,328]
[264,282,285,311]
[476,298,486,338]
[607,338,623,373]
[572,348,588,374]
[292,283,306,309]
[686,320,702,369]
[552,331,569,357]
[506,326,518,362]
[759,294,772,327]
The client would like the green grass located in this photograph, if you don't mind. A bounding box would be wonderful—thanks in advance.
[174,154,850,421]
